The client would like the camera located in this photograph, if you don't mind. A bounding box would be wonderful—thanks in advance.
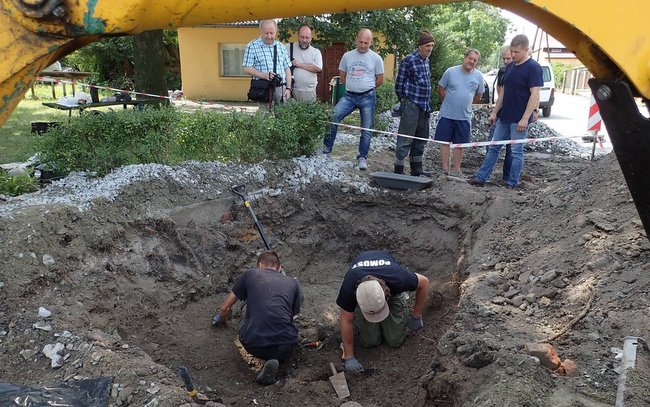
[270,73,283,87]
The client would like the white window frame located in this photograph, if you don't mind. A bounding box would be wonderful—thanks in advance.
[220,44,247,77]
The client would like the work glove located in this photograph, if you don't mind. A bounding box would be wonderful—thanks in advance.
[212,312,223,326]
[408,315,423,332]
[343,357,364,374]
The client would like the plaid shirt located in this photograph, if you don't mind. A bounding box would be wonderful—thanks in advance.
[395,50,431,112]
[243,38,291,83]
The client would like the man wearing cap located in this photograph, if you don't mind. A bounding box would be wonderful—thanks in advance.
[394,30,435,176]
[336,250,429,373]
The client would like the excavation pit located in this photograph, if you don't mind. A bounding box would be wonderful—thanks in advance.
[120,182,464,406]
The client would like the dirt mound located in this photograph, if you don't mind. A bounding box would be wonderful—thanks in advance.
[0,142,648,406]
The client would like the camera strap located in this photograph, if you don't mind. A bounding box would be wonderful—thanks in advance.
[273,44,277,83]
[267,44,277,108]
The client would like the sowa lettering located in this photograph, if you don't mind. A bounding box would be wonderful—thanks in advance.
[351,259,392,269]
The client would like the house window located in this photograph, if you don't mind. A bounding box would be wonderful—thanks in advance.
[221,44,247,77]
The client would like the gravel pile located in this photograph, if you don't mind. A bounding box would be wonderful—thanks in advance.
[0,105,607,218]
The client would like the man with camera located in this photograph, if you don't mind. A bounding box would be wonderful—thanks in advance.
[243,20,292,110]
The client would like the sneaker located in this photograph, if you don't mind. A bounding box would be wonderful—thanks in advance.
[467,177,485,186]
[449,170,467,179]
[358,157,368,170]
[316,146,331,155]
[256,359,279,385]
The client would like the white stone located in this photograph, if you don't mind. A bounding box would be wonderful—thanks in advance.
[42,342,65,368]
[38,306,52,318]
[42,254,56,267]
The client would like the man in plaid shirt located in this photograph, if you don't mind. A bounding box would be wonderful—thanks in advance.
[394,31,435,176]
[243,20,292,109]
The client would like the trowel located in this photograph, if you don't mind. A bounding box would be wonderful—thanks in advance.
[328,362,350,399]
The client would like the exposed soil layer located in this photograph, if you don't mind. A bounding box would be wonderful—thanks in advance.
[0,142,648,407]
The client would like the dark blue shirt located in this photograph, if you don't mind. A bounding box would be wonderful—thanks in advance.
[495,63,509,119]
[336,251,419,313]
[500,58,543,124]
[395,50,432,112]
[232,268,303,348]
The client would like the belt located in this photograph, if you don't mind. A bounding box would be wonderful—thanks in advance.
[346,89,375,96]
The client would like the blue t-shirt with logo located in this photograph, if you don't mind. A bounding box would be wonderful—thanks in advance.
[336,250,418,313]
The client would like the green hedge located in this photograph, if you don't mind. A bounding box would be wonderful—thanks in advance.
[37,102,330,177]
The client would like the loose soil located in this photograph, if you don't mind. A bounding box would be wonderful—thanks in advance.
[0,139,648,407]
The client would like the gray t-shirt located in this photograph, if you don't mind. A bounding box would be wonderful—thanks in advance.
[438,65,484,121]
[339,49,384,93]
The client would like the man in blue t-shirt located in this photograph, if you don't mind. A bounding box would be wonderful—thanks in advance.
[434,49,485,178]
[213,251,303,385]
[469,34,543,188]
[336,250,429,374]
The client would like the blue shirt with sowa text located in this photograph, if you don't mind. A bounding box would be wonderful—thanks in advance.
[336,250,418,313]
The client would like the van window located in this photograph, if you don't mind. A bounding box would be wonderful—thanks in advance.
[542,66,552,83]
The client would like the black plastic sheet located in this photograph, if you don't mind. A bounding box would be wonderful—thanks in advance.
[0,376,112,407]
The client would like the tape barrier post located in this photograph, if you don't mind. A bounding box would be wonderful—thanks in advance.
[588,95,602,161]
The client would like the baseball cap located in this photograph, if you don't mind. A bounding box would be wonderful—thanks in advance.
[356,280,389,323]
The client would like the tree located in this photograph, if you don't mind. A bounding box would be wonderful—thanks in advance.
[278,6,437,59]
[430,2,509,68]
[133,30,168,103]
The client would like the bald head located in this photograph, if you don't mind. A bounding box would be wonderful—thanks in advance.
[259,20,277,45]
[356,28,373,53]
[298,25,313,50]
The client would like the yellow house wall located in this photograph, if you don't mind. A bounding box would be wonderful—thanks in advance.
[178,26,258,101]
[179,26,395,102]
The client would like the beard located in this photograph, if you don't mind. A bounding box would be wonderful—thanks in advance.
[299,42,310,50]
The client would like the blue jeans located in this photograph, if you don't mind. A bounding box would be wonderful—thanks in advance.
[324,90,376,159]
[477,121,526,187]
[487,122,512,181]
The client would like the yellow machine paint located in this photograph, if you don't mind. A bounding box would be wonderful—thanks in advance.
[1,0,649,124]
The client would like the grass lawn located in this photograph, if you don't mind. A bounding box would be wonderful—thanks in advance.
[0,84,78,164]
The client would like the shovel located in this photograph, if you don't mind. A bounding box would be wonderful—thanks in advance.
[231,184,271,250]
[328,362,350,399]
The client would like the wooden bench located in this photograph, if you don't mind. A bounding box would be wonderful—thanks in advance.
[34,71,94,98]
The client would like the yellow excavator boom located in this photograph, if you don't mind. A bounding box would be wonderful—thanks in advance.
[1,0,649,237]
[1,0,648,122]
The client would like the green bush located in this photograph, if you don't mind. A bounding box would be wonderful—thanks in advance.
[0,170,39,196]
[375,80,398,114]
[37,106,179,176]
[37,101,330,177]
[269,100,329,159]
[551,62,572,89]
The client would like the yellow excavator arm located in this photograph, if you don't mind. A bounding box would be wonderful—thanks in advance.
[1,0,649,120]
[1,0,649,237]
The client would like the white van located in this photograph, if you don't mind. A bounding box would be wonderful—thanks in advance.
[539,62,555,117]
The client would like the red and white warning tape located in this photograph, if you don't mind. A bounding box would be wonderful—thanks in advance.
[36,76,171,100]
[331,122,587,149]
